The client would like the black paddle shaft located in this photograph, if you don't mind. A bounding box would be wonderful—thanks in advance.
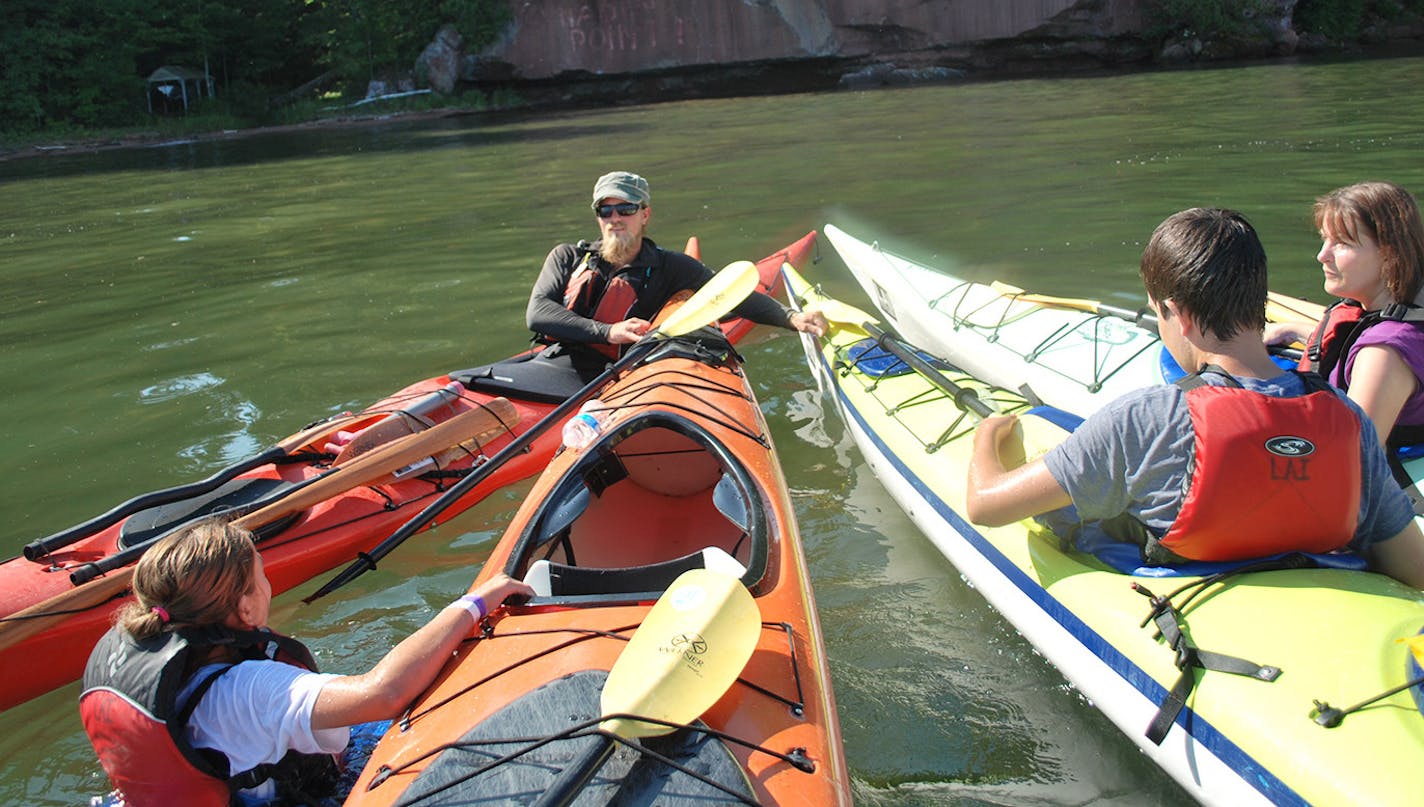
[305,339,659,603]
[532,736,617,807]
[863,322,997,419]
[23,445,288,561]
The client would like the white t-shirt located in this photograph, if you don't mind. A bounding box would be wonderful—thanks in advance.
[182,660,349,798]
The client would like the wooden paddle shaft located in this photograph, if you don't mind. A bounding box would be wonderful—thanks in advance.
[0,398,519,653]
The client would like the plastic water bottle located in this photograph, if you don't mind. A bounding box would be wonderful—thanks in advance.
[561,400,607,450]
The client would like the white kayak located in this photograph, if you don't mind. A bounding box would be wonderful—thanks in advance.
[822,222,1167,416]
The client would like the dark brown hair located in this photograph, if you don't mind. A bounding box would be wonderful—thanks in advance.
[1139,207,1267,341]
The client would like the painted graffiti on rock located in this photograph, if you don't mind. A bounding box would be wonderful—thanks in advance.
[562,1,685,53]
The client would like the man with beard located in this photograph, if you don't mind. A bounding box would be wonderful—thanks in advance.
[527,171,825,380]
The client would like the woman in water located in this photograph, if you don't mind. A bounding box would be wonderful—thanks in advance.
[81,519,532,806]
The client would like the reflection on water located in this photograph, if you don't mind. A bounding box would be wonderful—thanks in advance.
[5,55,1424,805]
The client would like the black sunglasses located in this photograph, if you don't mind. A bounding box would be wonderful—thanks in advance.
[596,202,644,219]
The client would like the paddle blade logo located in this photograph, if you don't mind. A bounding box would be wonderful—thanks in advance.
[1264,436,1315,457]
[661,632,709,676]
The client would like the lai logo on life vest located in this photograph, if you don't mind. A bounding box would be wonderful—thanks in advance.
[1265,436,1315,480]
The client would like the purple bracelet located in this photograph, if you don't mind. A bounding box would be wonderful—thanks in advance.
[447,593,487,619]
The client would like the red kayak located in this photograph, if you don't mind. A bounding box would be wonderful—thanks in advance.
[0,231,817,713]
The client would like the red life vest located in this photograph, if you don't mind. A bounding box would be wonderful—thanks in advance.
[1298,299,1367,377]
[1300,298,1424,380]
[560,251,646,359]
[81,625,338,807]
[1157,370,1362,561]
[1298,299,1424,449]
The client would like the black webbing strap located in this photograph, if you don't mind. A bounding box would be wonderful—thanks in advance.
[1139,587,1281,745]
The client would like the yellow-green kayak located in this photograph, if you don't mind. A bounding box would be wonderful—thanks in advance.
[783,262,1424,806]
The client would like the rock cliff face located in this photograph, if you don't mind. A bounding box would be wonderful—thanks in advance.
[452,0,1414,106]
[478,0,1143,80]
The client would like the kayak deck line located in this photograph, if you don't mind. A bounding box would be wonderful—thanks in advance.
[825,224,1168,417]
[856,235,1164,396]
[368,714,801,805]
[825,336,1023,453]
[401,616,812,731]
[595,363,769,448]
[369,619,817,799]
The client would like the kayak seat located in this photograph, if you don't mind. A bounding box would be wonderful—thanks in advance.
[845,338,948,378]
[1073,530,1369,578]
[451,350,592,405]
[522,547,747,598]
[117,477,300,550]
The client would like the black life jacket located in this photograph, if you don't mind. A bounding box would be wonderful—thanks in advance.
[80,624,339,807]
[1152,368,1361,562]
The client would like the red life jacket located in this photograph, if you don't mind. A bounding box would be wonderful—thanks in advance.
[81,624,338,807]
[559,251,648,359]
[1298,299,1367,377]
[1298,299,1424,449]
[1157,369,1361,561]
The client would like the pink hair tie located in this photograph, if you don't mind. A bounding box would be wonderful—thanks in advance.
[151,606,170,623]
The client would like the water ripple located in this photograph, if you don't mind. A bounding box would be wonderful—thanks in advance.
[137,372,224,403]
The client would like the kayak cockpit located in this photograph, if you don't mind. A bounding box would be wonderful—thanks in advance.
[508,410,768,604]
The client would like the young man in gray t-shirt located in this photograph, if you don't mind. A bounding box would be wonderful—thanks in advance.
[964,208,1424,588]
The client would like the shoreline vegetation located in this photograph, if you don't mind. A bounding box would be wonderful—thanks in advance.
[8,1,1424,166]
[6,39,1424,166]
[0,95,475,164]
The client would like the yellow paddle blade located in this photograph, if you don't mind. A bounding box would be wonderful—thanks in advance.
[656,260,760,337]
[781,263,876,334]
[1398,633,1424,668]
[989,281,1102,314]
[600,568,760,739]
[649,289,695,329]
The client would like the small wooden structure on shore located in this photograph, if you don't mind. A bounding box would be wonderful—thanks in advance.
[146,66,214,114]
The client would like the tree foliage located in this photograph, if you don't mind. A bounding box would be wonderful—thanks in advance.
[1145,0,1276,42]
[0,0,509,135]
[1295,0,1424,37]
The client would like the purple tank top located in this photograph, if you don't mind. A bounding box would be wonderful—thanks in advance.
[1337,319,1424,429]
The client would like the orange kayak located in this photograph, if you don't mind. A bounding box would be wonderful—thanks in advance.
[0,231,816,713]
[344,338,851,805]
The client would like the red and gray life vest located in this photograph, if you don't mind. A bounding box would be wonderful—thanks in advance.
[1298,298,1424,447]
[549,248,659,359]
[80,624,338,807]
[1157,368,1361,561]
